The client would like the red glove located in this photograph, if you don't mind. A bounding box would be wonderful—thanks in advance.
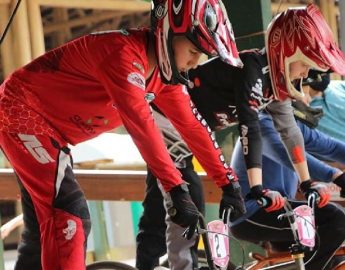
[300,180,331,208]
[250,185,285,212]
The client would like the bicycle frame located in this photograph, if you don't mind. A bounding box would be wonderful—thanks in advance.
[182,215,223,269]
[282,202,306,270]
[190,214,235,270]
[276,193,318,270]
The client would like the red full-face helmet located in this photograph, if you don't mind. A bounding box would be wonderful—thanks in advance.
[266,4,345,101]
[152,0,243,85]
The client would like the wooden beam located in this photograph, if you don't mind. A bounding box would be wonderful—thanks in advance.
[44,11,129,34]
[52,8,72,44]
[36,0,151,12]
[0,4,16,76]
[0,169,222,202]
[1,169,344,206]
[271,2,307,14]
[27,0,45,58]
[11,0,32,67]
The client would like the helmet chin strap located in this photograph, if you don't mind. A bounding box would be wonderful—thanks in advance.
[168,40,194,88]
[175,70,194,88]
[172,67,194,88]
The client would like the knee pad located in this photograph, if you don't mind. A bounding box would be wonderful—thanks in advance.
[53,165,90,220]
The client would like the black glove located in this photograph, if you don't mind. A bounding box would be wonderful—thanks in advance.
[167,184,199,233]
[219,181,246,223]
[249,185,285,212]
[300,180,331,208]
[334,173,345,198]
[292,100,323,129]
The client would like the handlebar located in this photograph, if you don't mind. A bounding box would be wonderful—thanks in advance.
[257,197,269,208]
[278,194,319,257]
[178,210,248,270]
[257,191,320,210]
[307,191,319,209]
[182,206,234,239]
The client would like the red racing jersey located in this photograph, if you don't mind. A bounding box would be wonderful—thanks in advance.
[0,28,236,191]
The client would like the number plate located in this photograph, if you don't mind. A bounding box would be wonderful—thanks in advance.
[293,205,315,248]
[207,220,230,268]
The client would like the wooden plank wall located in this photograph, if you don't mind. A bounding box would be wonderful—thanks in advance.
[0,169,222,202]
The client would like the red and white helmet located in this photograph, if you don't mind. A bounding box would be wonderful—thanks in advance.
[266,4,345,101]
[152,0,243,85]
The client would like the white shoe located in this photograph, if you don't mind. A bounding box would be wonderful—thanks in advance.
[154,267,170,270]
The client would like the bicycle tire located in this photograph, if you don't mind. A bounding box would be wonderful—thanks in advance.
[86,261,137,270]
[160,249,237,270]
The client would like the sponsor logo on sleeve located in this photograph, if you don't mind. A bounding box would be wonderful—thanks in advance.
[190,102,229,170]
[133,61,145,74]
[127,72,145,90]
[250,78,272,112]
[70,115,110,135]
[63,219,77,240]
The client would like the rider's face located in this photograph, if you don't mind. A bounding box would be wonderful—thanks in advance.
[289,61,311,81]
[172,36,203,73]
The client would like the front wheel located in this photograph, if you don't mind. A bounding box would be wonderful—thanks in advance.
[160,249,238,269]
[86,261,137,270]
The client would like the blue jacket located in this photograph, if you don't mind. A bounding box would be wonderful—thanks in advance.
[230,112,345,225]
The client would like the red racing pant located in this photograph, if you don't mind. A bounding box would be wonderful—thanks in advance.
[0,132,91,270]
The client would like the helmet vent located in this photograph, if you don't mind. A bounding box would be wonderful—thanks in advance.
[172,0,183,15]
[154,4,166,20]
[204,4,217,32]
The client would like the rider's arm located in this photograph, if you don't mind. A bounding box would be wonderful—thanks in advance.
[233,55,265,188]
[151,105,193,166]
[259,113,339,182]
[266,100,310,182]
[95,47,184,192]
[307,153,340,181]
[296,119,345,166]
[154,84,238,187]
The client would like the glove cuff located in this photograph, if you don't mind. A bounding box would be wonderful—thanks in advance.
[221,181,241,193]
[334,173,345,188]
[300,179,313,193]
[169,183,189,196]
[250,185,264,200]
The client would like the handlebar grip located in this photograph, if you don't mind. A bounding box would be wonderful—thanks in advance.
[257,197,268,207]
[307,191,320,208]
[228,205,234,212]
[221,205,234,224]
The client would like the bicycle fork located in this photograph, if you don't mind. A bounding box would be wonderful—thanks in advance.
[198,215,218,270]
[283,203,306,270]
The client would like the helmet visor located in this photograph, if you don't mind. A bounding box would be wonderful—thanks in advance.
[191,0,243,67]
